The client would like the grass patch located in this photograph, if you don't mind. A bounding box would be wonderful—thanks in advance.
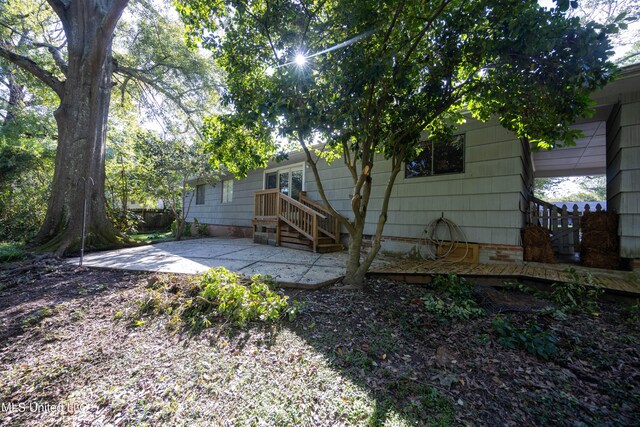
[369,380,456,426]
[127,231,174,244]
[0,242,26,263]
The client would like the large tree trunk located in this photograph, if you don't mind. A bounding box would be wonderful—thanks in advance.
[34,0,129,255]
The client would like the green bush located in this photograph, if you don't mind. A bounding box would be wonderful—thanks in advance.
[626,299,640,326]
[422,274,485,320]
[0,242,25,263]
[193,218,208,236]
[197,268,294,325]
[492,317,558,360]
[551,268,603,315]
[131,268,298,332]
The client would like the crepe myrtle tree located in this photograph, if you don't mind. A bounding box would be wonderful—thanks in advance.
[177,0,617,288]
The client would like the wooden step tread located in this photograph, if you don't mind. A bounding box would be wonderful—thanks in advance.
[280,236,312,245]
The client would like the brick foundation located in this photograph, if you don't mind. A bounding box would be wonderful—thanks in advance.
[632,259,640,272]
[193,223,526,264]
[188,223,253,238]
[359,234,524,264]
[478,244,524,264]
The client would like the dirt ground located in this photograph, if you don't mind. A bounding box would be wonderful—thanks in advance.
[0,260,638,426]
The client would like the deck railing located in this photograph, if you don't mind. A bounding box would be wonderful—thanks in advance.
[254,189,334,252]
[299,192,340,244]
[528,196,603,255]
[254,189,279,219]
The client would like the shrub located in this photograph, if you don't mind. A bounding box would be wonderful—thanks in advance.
[196,268,294,325]
[492,316,558,360]
[422,274,485,320]
[193,218,208,236]
[0,243,25,263]
[551,268,603,315]
[626,299,640,326]
[131,268,298,332]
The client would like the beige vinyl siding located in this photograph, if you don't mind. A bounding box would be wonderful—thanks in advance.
[606,96,640,258]
[303,117,526,247]
[186,171,262,227]
[186,116,529,249]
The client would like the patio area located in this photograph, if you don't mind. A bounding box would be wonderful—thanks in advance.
[69,238,376,288]
[70,237,639,294]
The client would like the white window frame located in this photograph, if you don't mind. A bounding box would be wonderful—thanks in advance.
[221,179,233,203]
[195,184,206,205]
[262,161,306,193]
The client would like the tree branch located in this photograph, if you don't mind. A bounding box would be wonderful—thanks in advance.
[298,134,354,234]
[114,61,205,139]
[101,0,130,35]
[32,41,68,75]
[402,0,452,65]
[0,44,64,97]
[45,0,68,19]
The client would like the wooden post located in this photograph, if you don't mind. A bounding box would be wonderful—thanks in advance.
[550,205,558,252]
[312,214,318,253]
[561,204,569,254]
[572,204,580,254]
[275,192,281,246]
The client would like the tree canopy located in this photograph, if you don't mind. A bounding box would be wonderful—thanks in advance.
[177,0,618,286]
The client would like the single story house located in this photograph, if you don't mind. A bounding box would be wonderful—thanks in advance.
[186,64,640,270]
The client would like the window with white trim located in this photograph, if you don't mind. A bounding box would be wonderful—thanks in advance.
[195,184,205,205]
[405,134,465,178]
[264,163,304,199]
[222,179,233,203]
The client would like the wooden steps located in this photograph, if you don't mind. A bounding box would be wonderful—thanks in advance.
[279,226,343,253]
[254,190,343,254]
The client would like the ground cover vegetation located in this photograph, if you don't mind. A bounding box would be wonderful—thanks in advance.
[1,261,638,426]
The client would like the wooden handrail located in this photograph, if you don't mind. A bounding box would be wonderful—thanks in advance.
[254,190,334,251]
[299,193,329,214]
[255,188,279,195]
[280,192,327,219]
[300,192,340,243]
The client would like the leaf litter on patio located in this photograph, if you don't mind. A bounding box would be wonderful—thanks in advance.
[0,260,638,426]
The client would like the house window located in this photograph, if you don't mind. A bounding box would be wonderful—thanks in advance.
[264,163,304,200]
[222,179,233,203]
[405,134,465,178]
[196,184,205,205]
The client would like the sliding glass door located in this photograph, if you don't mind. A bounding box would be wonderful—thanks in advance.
[265,164,304,199]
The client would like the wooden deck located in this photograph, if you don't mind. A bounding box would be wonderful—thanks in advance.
[369,259,640,295]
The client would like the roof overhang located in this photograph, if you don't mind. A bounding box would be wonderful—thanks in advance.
[532,63,640,178]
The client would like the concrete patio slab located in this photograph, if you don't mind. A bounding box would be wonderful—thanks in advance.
[68,237,358,288]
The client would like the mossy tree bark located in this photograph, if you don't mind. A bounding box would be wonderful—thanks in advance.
[0,0,130,255]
